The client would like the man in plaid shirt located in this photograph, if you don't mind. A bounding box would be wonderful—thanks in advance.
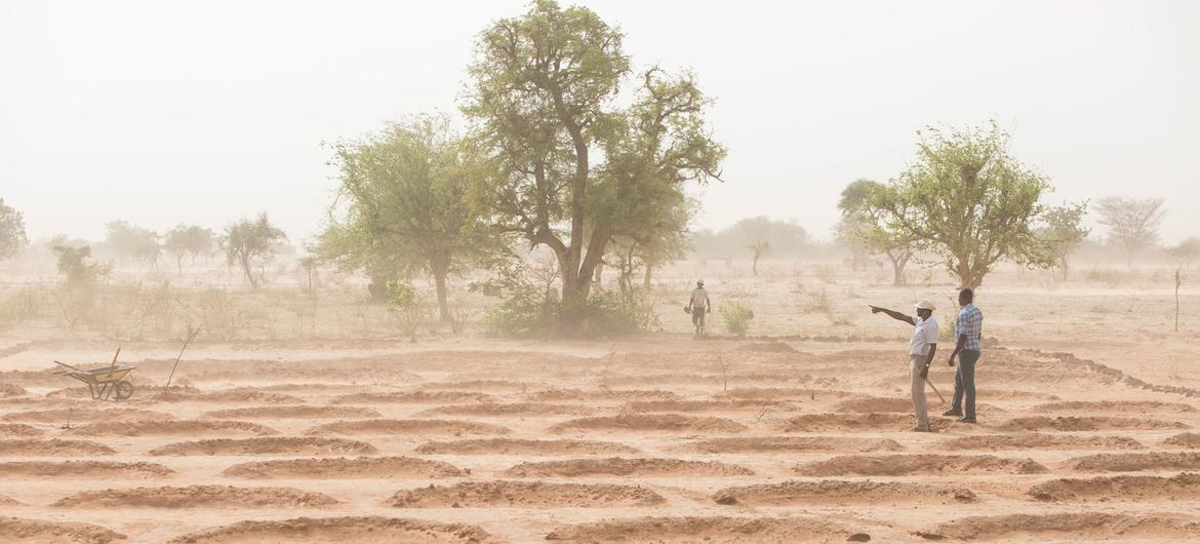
[945,288,983,423]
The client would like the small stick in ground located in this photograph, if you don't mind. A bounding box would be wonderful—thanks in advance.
[163,324,202,392]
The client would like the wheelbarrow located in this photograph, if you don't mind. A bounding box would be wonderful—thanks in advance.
[54,348,135,401]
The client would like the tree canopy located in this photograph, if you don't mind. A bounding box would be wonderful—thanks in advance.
[221,213,287,289]
[0,198,28,261]
[1095,196,1166,267]
[1037,201,1090,279]
[871,121,1053,288]
[837,179,918,285]
[463,0,723,321]
[318,114,499,322]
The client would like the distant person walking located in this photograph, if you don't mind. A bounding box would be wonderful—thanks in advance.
[944,288,983,423]
[687,280,712,337]
[870,299,939,432]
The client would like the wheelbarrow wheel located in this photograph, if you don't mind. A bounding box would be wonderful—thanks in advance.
[114,380,134,401]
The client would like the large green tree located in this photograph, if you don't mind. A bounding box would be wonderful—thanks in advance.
[0,198,28,261]
[872,122,1052,288]
[221,213,287,289]
[319,115,498,323]
[464,1,723,319]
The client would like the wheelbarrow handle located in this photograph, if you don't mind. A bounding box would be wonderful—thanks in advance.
[54,360,87,374]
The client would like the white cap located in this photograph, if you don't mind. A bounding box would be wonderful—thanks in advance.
[914,299,936,311]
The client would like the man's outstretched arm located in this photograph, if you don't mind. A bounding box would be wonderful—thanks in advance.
[869,305,915,325]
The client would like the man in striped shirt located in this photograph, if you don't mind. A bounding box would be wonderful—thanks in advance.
[945,288,983,423]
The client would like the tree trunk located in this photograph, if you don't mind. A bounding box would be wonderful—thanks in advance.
[176,255,183,277]
[643,264,653,290]
[752,255,760,276]
[1060,255,1070,281]
[367,276,388,303]
[240,254,257,289]
[433,270,450,324]
[889,251,910,286]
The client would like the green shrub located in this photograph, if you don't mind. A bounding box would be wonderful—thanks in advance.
[719,301,755,337]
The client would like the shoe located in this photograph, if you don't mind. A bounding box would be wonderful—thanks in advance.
[958,417,977,424]
[912,426,933,432]
[942,409,962,417]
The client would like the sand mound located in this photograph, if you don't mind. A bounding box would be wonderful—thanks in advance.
[154,387,302,404]
[989,389,1060,400]
[680,436,903,454]
[0,495,18,506]
[224,456,465,479]
[69,420,279,437]
[501,457,754,477]
[1164,433,1200,448]
[544,516,848,543]
[781,413,912,432]
[713,480,976,506]
[2,408,174,423]
[551,414,746,434]
[736,341,798,353]
[417,402,594,417]
[833,397,915,413]
[923,513,1200,541]
[625,399,799,413]
[389,480,664,508]
[52,485,338,509]
[724,387,847,400]
[942,433,1145,451]
[0,461,173,478]
[1064,452,1200,472]
[1029,400,1198,413]
[0,439,115,456]
[307,419,511,436]
[168,517,495,544]
[796,454,1047,476]
[202,406,382,419]
[0,517,126,544]
[1029,472,1200,501]
[331,391,494,404]
[529,388,680,401]
[0,383,27,397]
[414,438,640,456]
[0,423,43,437]
[149,437,376,456]
[419,379,531,392]
[998,416,1186,431]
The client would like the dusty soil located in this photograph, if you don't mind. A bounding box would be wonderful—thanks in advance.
[3,310,1200,542]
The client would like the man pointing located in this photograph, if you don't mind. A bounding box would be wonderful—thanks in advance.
[870,299,939,432]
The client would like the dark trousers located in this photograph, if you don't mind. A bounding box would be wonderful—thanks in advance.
[951,349,980,419]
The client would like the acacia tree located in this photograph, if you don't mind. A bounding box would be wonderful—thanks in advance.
[221,213,286,289]
[318,115,498,323]
[1095,196,1166,268]
[464,1,724,322]
[606,194,696,293]
[838,179,917,286]
[104,221,161,270]
[872,122,1053,288]
[1037,202,1090,280]
[163,225,216,275]
[0,198,28,261]
[1168,237,1200,269]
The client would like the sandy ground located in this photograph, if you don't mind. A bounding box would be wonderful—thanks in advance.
[2,259,1199,543]
[2,332,1199,543]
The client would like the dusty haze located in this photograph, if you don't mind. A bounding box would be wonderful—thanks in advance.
[2,0,1198,243]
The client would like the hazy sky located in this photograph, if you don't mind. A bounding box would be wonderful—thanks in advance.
[3,0,1198,247]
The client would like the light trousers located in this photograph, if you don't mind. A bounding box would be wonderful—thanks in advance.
[910,355,930,430]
